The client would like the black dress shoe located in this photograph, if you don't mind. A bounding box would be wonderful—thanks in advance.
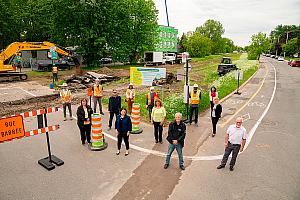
[155,140,158,143]
[212,133,216,137]
[180,165,185,170]
[159,141,163,144]
[164,164,169,169]
[217,165,225,169]
[230,166,234,171]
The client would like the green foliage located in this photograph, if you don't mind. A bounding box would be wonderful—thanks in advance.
[0,0,158,66]
[247,32,270,60]
[195,19,224,41]
[282,38,299,57]
[186,32,213,57]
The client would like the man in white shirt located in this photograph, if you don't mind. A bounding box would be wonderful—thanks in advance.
[217,117,246,171]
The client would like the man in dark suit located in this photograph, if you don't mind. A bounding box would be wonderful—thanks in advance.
[108,89,121,130]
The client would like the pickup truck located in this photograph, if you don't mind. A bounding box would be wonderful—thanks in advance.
[218,57,237,76]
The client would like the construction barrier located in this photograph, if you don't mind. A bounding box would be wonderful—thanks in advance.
[130,103,143,134]
[89,113,108,151]
[0,107,63,171]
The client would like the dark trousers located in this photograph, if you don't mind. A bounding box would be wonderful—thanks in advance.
[189,106,199,124]
[53,73,58,81]
[117,133,129,150]
[211,117,220,134]
[109,111,119,128]
[210,101,214,110]
[148,105,154,120]
[221,142,241,167]
[153,121,163,142]
[79,124,91,144]
[63,103,72,118]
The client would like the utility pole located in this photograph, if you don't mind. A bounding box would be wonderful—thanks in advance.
[275,37,280,57]
[284,32,289,58]
[164,0,169,26]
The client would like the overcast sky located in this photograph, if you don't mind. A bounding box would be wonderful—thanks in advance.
[154,0,300,47]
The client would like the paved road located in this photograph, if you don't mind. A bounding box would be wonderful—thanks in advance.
[169,57,300,199]
[0,57,299,200]
[0,81,54,103]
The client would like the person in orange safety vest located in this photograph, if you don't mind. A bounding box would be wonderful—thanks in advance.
[93,78,104,115]
[188,83,201,126]
[60,83,72,121]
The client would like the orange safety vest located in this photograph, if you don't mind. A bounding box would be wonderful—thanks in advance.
[190,90,200,105]
[61,90,71,102]
[94,85,103,97]
[53,66,58,73]
[147,92,159,105]
[126,89,135,101]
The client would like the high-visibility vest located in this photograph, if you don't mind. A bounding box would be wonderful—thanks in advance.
[53,66,58,73]
[147,92,159,105]
[94,85,103,97]
[61,90,71,102]
[126,89,135,101]
[190,90,200,105]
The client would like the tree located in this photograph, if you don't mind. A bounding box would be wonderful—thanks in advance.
[248,32,270,60]
[185,32,213,57]
[282,38,299,57]
[178,33,188,53]
[195,19,224,41]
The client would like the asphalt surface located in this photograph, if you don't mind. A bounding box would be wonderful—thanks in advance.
[169,57,300,200]
[0,57,299,200]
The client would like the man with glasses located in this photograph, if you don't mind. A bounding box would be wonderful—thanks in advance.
[217,117,247,171]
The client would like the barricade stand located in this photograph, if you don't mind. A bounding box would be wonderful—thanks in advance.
[0,107,63,171]
[38,108,64,170]
[89,113,108,151]
[131,103,143,134]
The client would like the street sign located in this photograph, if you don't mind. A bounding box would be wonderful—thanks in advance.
[235,70,243,80]
[0,115,25,142]
[177,69,185,81]
[183,85,192,103]
[184,63,192,72]
[51,51,58,60]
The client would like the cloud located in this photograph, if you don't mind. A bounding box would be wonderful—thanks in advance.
[154,0,300,47]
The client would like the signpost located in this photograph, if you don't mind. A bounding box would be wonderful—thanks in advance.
[234,69,243,95]
[182,53,191,122]
[0,116,25,143]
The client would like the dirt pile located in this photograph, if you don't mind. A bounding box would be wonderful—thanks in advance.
[63,72,120,91]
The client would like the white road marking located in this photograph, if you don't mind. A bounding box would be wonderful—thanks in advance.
[17,87,37,97]
[57,63,276,161]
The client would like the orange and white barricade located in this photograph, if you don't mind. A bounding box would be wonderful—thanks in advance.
[89,113,108,151]
[131,103,143,134]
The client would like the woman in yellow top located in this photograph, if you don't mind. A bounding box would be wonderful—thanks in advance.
[151,99,166,144]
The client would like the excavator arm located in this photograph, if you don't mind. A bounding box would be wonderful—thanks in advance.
[0,41,80,80]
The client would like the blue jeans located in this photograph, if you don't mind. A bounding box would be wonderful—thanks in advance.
[165,143,184,166]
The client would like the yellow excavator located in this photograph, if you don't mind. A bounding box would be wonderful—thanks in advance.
[0,41,79,80]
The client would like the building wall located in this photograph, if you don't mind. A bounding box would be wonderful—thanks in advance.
[154,25,178,53]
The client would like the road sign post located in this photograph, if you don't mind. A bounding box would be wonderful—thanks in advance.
[234,69,243,95]
[183,54,191,123]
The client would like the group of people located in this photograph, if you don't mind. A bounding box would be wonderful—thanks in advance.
[59,81,246,171]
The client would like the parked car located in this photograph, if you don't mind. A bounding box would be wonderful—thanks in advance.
[35,58,75,71]
[275,56,279,59]
[218,57,237,76]
[100,57,112,64]
[164,53,176,64]
[266,54,271,57]
[289,60,300,67]
[277,57,284,61]
[270,55,275,58]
